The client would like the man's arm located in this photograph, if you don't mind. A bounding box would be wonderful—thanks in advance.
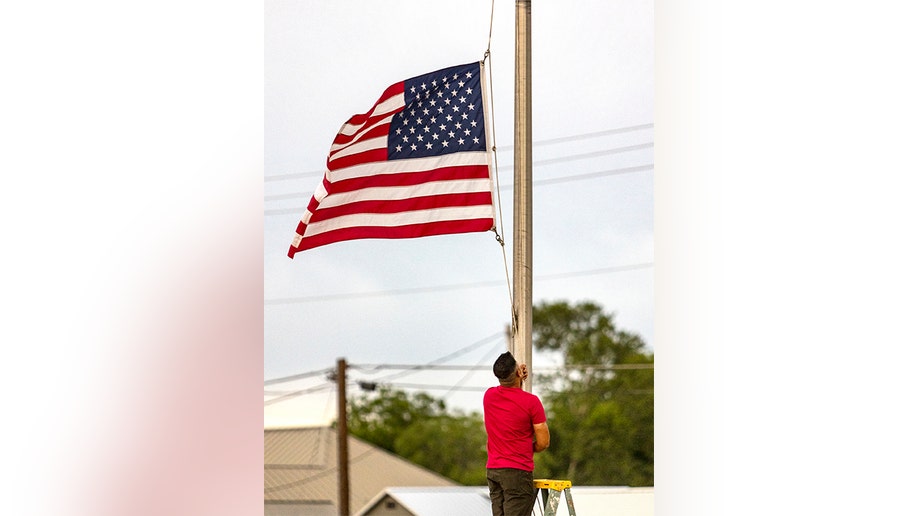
[533,422,550,453]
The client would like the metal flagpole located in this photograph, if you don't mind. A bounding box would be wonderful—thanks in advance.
[512,0,533,392]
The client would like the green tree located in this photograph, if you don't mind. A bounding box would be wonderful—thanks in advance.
[394,414,488,485]
[348,386,486,485]
[533,300,654,486]
[347,386,447,453]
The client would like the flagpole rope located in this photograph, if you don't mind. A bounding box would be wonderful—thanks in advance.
[482,50,514,321]
[483,0,514,320]
[486,0,496,58]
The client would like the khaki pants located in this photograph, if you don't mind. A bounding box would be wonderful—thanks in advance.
[487,468,535,516]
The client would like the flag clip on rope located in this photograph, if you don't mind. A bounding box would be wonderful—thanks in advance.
[288,61,497,258]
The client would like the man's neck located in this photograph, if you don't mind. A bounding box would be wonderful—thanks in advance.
[499,378,521,389]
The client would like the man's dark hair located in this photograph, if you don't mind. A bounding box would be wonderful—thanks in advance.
[493,352,517,380]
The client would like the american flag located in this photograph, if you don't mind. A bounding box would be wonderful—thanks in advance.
[288,61,496,258]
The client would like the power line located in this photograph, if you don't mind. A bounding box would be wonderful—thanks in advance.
[264,332,505,405]
[524,164,653,189]
[441,339,504,399]
[534,262,654,281]
[354,331,506,384]
[378,382,653,395]
[265,367,333,386]
[264,383,333,406]
[351,363,654,372]
[264,161,653,208]
[264,124,654,183]
[268,380,654,397]
[264,361,653,403]
[265,278,504,304]
[264,262,653,305]
[494,123,653,151]
[384,382,487,392]
[527,142,652,168]
[264,142,652,203]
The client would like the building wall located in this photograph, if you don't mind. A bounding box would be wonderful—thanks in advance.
[265,501,336,516]
[361,495,414,516]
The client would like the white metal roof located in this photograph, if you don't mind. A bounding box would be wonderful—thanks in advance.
[357,485,654,516]
[546,486,655,516]
[357,486,492,516]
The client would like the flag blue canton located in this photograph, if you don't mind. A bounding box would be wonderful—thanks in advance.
[387,62,486,160]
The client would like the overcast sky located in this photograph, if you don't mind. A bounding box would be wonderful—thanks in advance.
[264,0,654,427]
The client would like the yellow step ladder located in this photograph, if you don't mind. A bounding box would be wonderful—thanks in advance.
[533,479,576,516]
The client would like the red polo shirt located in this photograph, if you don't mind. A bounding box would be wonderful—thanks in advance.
[483,385,547,471]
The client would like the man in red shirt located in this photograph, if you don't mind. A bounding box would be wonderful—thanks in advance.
[483,352,551,516]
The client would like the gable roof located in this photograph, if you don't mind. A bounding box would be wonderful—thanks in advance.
[265,426,457,512]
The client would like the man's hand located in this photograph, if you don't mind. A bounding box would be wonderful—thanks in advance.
[518,363,528,382]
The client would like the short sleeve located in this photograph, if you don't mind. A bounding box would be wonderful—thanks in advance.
[530,395,547,425]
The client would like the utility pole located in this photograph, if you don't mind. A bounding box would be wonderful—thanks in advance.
[336,358,349,516]
[513,0,533,392]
